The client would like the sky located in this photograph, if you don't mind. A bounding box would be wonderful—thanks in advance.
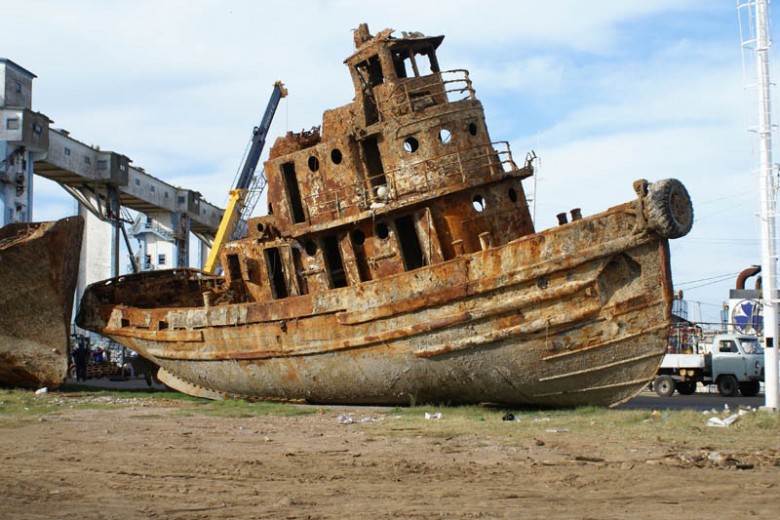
[4,0,778,326]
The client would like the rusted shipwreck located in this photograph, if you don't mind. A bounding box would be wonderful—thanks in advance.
[0,216,83,389]
[77,25,693,407]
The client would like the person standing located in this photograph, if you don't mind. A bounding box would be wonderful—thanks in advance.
[72,336,90,382]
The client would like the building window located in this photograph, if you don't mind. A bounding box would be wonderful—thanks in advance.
[97,160,108,170]
[177,196,185,204]
[15,81,22,94]
[134,178,141,186]
[6,118,20,130]
[150,185,155,193]
[64,148,71,156]
[83,156,91,165]
[158,254,166,266]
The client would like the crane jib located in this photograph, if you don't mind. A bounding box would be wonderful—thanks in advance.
[236,85,286,190]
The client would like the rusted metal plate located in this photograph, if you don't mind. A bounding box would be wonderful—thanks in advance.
[0,217,83,389]
[76,24,692,407]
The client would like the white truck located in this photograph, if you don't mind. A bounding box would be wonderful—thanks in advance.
[653,333,765,397]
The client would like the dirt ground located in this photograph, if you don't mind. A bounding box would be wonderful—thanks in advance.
[1,392,779,520]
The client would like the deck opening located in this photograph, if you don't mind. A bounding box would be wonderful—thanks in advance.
[355,54,383,124]
[395,215,427,271]
[393,49,413,78]
[226,253,242,281]
[291,247,308,295]
[281,162,306,224]
[362,137,387,191]
[120,318,130,328]
[158,321,169,331]
[350,229,372,282]
[323,235,348,288]
[264,247,289,299]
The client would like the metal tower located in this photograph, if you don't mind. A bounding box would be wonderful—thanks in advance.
[738,0,779,410]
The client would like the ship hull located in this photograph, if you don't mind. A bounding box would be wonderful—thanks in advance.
[78,201,673,407]
[0,217,84,389]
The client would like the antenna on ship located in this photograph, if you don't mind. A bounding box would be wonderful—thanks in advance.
[738,0,779,411]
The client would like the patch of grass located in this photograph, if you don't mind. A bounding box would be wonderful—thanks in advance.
[366,403,780,452]
[0,389,61,415]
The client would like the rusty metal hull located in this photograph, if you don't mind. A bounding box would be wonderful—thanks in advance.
[76,25,693,407]
[78,203,673,407]
[0,217,84,389]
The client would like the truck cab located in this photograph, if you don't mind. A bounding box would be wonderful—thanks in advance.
[655,333,764,397]
[707,335,764,393]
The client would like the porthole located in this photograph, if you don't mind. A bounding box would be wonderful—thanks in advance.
[308,156,320,172]
[257,223,265,233]
[508,187,518,203]
[351,229,366,246]
[438,128,452,144]
[331,149,343,164]
[304,239,318,256]
[268,202,274,215]
[376,222,390,239]
[472,194,486,212]
[468,122,478,136]
[403,137,419,153]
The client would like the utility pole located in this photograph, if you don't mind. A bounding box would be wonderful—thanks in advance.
[741,0,779,410]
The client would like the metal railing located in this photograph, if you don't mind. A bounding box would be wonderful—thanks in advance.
[302,141,519,221]
[377,70,476,120]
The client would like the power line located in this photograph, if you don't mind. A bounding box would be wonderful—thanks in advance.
[675,271,742,286]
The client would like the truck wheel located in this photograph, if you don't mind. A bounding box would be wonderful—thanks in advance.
[654,375,675,397]
[675,381,697,395]
[717,375,739,397]
[646,179,693,239]
[739,381,761,397]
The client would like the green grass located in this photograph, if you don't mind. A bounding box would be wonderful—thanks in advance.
[1,387,778,451]
[367,404,780,451]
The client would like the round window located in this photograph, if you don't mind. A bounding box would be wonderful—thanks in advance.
[472,194,486,212]
[308,156,320,172]
[376,222,390,239]
[403,137,419,153]
[331,149,343,164]
[438,129,452,144]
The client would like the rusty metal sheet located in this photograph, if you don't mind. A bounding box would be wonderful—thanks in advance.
[0,217,83,389]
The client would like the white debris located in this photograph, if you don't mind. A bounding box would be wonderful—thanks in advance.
[545,428,569,433]
[34,387,48,395]
[337,414,353,424]
[707,451,725,464]
[706,414,740,428]
[424,412,442,420]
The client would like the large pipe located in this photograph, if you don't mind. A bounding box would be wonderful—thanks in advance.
[736,265,761,290]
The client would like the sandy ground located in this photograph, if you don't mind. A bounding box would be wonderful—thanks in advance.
[1,392,779,520]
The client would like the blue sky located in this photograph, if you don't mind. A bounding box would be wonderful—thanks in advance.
[4,0,779,325]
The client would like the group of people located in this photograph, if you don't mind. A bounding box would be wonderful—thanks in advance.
[71,335,109,382]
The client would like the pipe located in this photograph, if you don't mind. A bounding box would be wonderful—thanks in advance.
[736,265,761,290]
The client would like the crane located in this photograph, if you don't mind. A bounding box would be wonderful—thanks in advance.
[204,81,287,273]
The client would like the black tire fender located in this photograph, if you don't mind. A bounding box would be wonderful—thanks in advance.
[646,178,693,239]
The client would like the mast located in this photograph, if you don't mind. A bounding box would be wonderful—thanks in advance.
[740,0,779,410]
